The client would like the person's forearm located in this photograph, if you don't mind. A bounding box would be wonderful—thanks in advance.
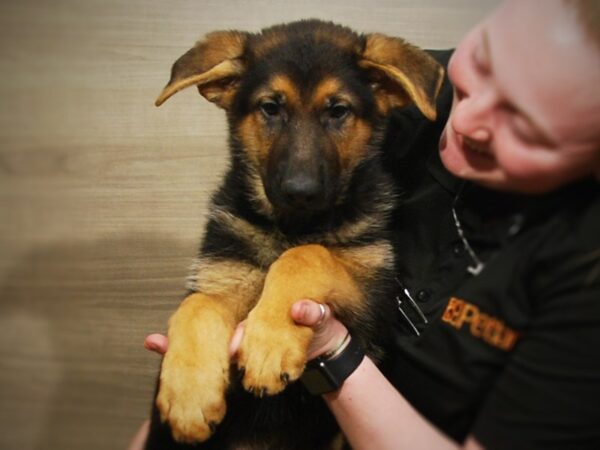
[322,356,460,450]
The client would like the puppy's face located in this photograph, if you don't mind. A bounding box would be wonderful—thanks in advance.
[233,52,378,215]
[156,20,444,218]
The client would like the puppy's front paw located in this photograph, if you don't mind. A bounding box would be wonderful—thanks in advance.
[157,351,228,443]
[237,311,312,396]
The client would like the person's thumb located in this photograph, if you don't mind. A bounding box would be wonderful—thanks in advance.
[291,299,330,329]
[144,333,168,355]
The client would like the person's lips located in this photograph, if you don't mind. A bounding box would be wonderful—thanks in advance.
[463,137,493,159]
[439,120,498,177]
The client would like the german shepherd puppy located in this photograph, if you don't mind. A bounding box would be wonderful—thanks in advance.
[145,19,443,450]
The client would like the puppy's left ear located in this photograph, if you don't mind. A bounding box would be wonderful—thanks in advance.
[155,30,249,109]
[359,34,444,120]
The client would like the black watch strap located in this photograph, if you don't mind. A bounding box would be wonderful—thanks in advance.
[300,335,365,395]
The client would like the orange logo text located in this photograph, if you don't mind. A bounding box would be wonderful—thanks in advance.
[442,297,520,351]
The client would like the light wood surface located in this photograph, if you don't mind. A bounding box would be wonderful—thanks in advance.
[0,1,499,448]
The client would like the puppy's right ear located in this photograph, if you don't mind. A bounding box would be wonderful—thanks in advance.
[155,31,249,109]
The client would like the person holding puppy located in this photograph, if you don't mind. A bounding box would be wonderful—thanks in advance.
[136,0,600,448]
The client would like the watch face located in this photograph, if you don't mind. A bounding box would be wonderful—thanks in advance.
[301,362,338,395]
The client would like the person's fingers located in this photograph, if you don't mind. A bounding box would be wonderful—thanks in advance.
[127,419,150,450]
[290,299,330,329]
[229,320,246,358]
[144,333,168,355]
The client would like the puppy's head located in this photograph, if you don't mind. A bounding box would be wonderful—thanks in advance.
[156,20,443,218]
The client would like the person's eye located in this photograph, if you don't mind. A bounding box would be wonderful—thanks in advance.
[510,112,543,146]
[472,52,487,74]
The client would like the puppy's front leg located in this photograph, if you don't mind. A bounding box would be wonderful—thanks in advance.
[156,293,236,443]
[237,244,364,396]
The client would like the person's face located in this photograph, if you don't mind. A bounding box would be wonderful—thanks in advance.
[439,0,600,193]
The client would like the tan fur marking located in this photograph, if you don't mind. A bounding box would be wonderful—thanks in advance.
[187,257,266,318]
[199,31,247,66]
[363,34,407,65]
[310,77,343,109]
[269,74,301,108]
[337,117,373,173]
[238,113,271,167]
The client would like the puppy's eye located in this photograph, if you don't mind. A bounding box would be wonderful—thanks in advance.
[329,104,350,120]
[260,101,281,117]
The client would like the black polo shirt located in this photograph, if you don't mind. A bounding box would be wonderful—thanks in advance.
[380,50,600,449]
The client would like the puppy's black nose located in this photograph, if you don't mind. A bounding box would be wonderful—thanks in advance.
[280,175,321,209]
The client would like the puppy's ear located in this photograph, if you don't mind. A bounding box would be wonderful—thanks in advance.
[359,34,444,120]
[155,31,249,109]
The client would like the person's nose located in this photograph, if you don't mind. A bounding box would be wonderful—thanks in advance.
[450,86,495,142]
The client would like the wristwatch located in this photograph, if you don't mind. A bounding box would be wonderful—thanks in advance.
[300,333,365,395]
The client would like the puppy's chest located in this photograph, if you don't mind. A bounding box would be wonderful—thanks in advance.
[197,207,395,297]
[210,206,390,267]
